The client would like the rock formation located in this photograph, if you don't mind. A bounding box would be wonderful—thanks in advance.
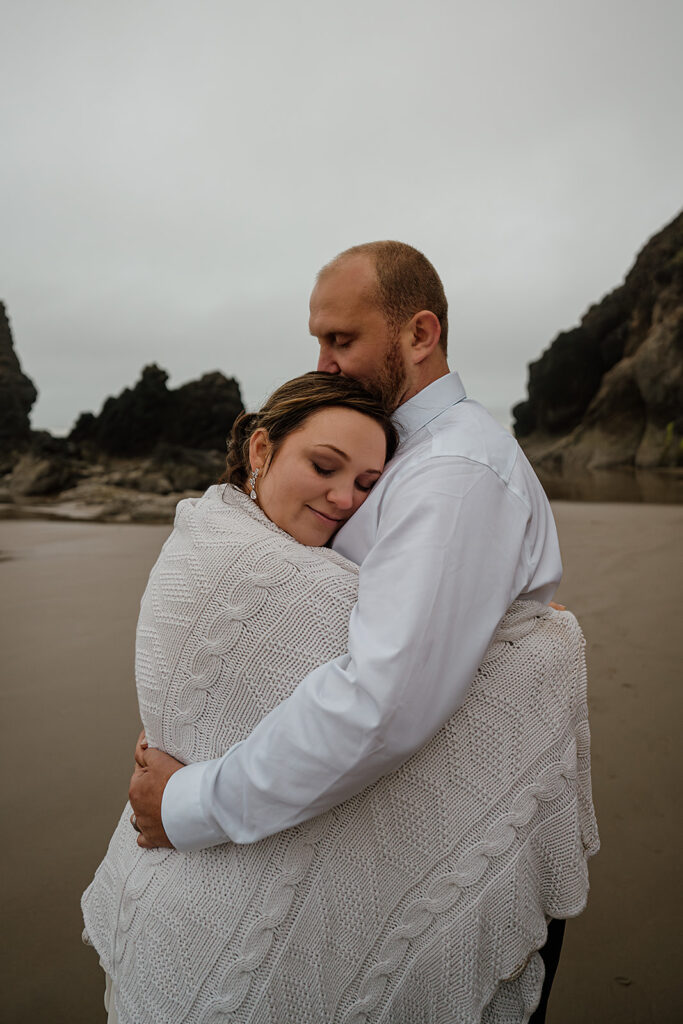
[0,313,245,518]
[8,433,81,498]
[513,211,683,470]
[70,364,243,456]
[0,302,37,458]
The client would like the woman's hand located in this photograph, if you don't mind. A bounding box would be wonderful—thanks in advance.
[135,728,148,767]
[129,733,185,849]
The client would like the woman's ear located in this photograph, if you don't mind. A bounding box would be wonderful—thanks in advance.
[248,428,270,472]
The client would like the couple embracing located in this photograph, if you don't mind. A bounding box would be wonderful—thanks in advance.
[82,241,598,1023]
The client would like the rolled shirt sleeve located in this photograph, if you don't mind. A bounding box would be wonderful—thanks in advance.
[162,454,560,850]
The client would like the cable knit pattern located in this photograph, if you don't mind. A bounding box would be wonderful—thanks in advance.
[82,485,598,1023]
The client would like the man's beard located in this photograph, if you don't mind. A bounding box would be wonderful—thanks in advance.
[369,335,407,412]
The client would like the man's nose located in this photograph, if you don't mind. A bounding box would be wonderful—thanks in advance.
[317,346,341,374]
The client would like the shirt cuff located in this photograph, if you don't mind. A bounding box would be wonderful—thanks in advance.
[161,758,231,852]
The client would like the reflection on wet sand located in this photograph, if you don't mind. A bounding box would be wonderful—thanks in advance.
[536,467,683,504]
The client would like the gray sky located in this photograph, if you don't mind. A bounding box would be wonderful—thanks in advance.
[2,0,681,433]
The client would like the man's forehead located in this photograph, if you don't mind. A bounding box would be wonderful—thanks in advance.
[308,292,381,337]
[310,257,377,313]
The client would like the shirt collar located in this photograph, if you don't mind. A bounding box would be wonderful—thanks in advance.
[392,371,467,443]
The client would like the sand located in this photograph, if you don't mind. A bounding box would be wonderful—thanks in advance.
[0,503,681,1023]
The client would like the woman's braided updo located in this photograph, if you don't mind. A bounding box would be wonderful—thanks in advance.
[221,372,398,489]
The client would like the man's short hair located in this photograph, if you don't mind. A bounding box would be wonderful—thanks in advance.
[321,241,449,354]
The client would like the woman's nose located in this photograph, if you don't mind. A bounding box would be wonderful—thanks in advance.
[327,481,355,510]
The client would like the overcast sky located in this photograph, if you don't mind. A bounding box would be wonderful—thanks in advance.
[2,0,681,434]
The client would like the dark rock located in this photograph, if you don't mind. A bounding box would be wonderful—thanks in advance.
[9,452,80,497]
[31,430,80,459]
[0,302,37,451]
[120,468,173,494]
[69,412,97,445]
[69,365,243,457]
[514,211,683,469]
[513,327,604,436]
[71,364,172,456]
[151,444,225,492]
[0,309,243,518]
[166,373,243,451]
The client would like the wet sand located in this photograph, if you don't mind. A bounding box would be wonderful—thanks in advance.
[1,504,681,1022]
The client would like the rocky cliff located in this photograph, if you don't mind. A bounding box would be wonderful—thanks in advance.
[0,302,37,456]
[513,211,683,470]
[0,319,244,520]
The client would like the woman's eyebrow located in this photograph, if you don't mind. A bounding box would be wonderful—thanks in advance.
[312,444,349,460]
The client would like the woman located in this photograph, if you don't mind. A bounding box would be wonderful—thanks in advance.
[83,373,597,1024]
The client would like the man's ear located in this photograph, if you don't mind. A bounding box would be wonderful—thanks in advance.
[248,428,270,472]
[408,311,442,364]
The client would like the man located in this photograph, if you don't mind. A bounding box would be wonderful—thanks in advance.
[129,241,569,1019]
[130,240,562,849]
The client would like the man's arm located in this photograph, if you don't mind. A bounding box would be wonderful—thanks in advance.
[156,457,560,851]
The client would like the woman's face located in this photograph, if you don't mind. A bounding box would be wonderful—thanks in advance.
[250,407,387,545]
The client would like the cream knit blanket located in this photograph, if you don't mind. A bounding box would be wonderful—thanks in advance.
[82,485,599,1023]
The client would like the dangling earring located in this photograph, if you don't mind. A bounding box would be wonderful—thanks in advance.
[248,467,260,501]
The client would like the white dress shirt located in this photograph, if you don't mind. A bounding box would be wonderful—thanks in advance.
[162,372,562,849]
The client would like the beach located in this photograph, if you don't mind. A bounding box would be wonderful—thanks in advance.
[1,502,681,1023]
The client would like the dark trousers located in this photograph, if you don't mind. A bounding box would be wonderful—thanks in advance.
[528,918,566,1023]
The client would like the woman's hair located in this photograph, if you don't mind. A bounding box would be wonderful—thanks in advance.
[221,372,399,489]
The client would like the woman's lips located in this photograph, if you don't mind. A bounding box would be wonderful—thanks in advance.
[307,506,346,525]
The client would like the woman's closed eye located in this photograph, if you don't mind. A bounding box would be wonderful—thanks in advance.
[354,472,381,493]
[312,462,377,493]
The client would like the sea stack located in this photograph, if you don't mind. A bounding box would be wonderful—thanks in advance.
[514,211,683,470]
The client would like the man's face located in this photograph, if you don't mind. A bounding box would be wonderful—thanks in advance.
[309,256,410,410]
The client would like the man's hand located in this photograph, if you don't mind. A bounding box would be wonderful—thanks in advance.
[128,731,185,849]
